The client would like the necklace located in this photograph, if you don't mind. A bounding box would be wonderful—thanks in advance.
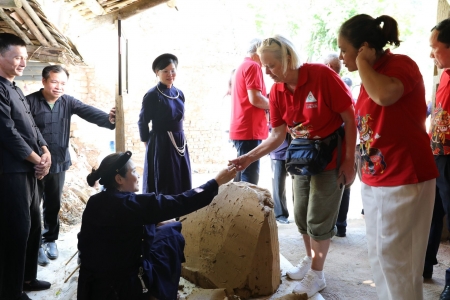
[167,131,187,156]
[156,85,180,99]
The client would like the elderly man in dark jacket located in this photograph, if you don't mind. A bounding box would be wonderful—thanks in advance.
[0,33,52,300]
[27,65,116,266]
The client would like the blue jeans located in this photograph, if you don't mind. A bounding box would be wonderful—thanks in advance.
[232,140,261,185]
[271,159,289,219]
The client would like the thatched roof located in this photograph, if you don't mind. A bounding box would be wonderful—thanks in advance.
[0,0,84,65]
[0,0,172,65]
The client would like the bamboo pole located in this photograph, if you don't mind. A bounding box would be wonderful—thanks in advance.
[20,0,58,47]
[0,8,32,44]
[12,7,50,46]
[64,264,80,283]
[0,0,21,8]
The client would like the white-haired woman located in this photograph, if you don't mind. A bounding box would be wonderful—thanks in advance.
[229,35,356,297]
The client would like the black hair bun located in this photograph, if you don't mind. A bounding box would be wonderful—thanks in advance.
[86,168,100,187]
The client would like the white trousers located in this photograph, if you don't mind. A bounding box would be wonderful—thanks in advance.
[361,179,435,300]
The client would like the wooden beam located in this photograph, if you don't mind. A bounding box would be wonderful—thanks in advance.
[105,0,137,13]
[81,0,107,16]
[114,0,167,20]
[92,0,168,22]
[0,0,21,8]
[12,7,50,46]
[20,0,59,47]
[0,8,32,44]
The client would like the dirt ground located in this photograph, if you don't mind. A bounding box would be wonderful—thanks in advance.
[27,155,450,299]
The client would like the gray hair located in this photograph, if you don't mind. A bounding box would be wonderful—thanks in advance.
[323,53,340,65]
[247,38,262,54]
[257,35,301,74]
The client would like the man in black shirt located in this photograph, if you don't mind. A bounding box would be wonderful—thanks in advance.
[27,65,115,266]
[0,33,52,300]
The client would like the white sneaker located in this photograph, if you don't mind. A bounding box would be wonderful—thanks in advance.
[286,256,311,280]
[292,269,326,297]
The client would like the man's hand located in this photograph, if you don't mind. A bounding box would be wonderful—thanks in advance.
[109,107,116,124]
[35,151,51,180]
[157,219,177,227]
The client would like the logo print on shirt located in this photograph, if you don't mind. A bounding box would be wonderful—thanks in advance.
[306,92,318,109]
[431,104,450,154]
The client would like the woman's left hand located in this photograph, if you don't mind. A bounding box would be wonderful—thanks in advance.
[356,44,377,67]
[338,159,356,189]
[228,154,253,172]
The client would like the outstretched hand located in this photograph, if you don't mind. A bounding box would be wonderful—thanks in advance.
[109,107,116,124]
[214,166,237,186]
[228,154,253,172]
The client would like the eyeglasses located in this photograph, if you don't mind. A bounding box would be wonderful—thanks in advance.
[263,38,282,47]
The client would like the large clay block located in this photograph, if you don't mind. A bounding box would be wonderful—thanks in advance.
[181,182,281,299]
[185,288,228,299]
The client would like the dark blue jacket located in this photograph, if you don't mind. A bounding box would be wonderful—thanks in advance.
[27,89,115,173]
[78,179,218,277]
[0,76,47,173]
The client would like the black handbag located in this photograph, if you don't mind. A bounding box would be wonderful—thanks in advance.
[285,127,344,176]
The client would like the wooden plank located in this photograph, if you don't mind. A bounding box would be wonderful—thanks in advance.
[0,8,32,44]
[0,0,21,8]
[12,7,50,46]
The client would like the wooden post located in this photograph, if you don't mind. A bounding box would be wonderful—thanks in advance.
[0,0,21,8]
[115,85,125,152]
[114,19,125,152]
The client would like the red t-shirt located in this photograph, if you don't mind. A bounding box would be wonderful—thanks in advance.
[430,69,450,155]
[229,57,268,140]
[355,50,438,186]
[269,63,352,170]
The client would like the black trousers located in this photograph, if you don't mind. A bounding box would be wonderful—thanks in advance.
[336,188,351,233]
[424,155,450,285]
[38,171,65,243]
[271,159,289,219]
[0,172,40,300]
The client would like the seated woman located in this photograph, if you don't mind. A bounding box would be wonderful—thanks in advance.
[77,151,236,300]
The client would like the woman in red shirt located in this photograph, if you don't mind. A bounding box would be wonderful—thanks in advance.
[230,35,356,298]
[338,14,438,300]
